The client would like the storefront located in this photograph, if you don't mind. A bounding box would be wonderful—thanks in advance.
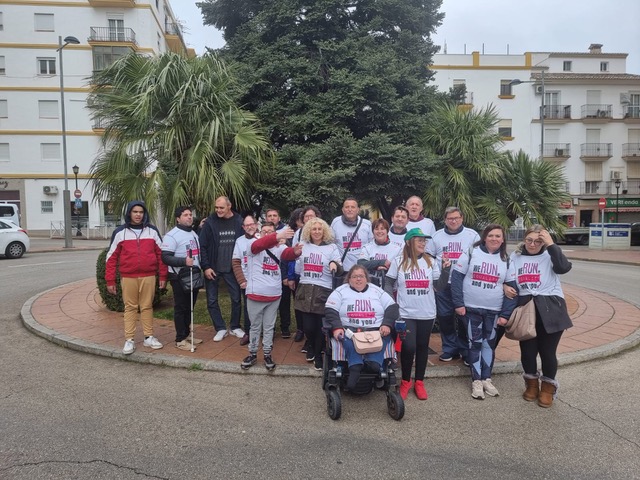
[603,198,640,224]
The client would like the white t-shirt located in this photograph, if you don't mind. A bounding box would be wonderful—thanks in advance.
[331,216,373,271]
[386,255,440,320]
[510,251,565,298]
[245,243,287,298]
[431,227,480,283]
[325,283,396,329]
[296,242,342,289]
[160,227,201,274]
[232,235,254,277]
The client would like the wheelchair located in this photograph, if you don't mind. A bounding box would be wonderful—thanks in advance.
[321,332,405,421]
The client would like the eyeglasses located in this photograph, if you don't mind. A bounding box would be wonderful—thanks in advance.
[524,238,543,245]
[350,275,367,279]
[446,216,462,221]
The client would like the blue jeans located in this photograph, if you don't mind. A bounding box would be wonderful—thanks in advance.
[205,271,241,331]
[463,307,499,381]
[342,335,391,367]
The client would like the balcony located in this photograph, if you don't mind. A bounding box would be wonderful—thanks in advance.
[580,143,612,162]
[543,104,571,122]
[88,0,135,7]
[580,104,612,123]
[623,105,640,123]
[542,143,570,161]
[622,143,640,161]
[580,180,640,196]
[88,27,137,46]
[165,22,186,54]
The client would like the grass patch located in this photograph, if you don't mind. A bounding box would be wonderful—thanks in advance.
[188,363,204,371]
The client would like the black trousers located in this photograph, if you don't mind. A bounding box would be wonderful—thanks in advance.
[401,318,435,382]
[302,312,324,357]
[520,316,564,379]
[170,278,199,342]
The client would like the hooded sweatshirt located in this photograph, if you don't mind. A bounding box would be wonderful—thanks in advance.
[105,200,168,285]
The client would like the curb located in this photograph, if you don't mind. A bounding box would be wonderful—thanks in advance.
[21,283,640,379]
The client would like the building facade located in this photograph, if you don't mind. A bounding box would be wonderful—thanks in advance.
[0,0,192,235]
[431,44,640,226]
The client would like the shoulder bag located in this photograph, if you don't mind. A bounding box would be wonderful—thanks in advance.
[352,330,383,354]
[505,299,537,341]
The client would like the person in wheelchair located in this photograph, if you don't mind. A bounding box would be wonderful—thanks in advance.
[324,265,399,392]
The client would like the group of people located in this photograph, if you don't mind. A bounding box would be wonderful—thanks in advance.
[105,195,573,407]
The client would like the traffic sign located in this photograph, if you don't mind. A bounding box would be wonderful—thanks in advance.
[598,197,606,209]
[74,189,82,199]
[74,198,82,209]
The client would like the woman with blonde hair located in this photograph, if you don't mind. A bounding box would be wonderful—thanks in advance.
[502,224,573,407]
[295,217,343,370]
[384,228,449,400]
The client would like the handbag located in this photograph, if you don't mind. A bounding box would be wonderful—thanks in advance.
[332,217,363,289]
[352,331,383,354]
[178,266,205,292]
[505,299,537,341]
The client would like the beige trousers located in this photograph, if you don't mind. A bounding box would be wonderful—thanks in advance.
[121,276,156,339]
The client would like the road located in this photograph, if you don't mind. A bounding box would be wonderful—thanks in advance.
[0,252,639,479]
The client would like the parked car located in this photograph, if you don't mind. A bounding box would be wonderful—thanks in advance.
[631,223,640,246]
[0,201,20,226]
[0,219,30,258]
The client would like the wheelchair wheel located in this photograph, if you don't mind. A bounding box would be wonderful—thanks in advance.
[326,389,342,420]
[387,391,405,421]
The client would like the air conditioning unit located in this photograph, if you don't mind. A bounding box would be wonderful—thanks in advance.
[535,85,544,94]
[610,171,622,180]
[598,110,608,118]
[555,148,565,156]
[43,185,59,195]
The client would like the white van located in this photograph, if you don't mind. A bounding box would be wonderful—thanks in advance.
[0,202,20,226]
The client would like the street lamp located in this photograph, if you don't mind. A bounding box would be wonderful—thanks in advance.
[510,69,546,159]
[57,35,80,248]
[72,164,82,236]
[614,178,621,222]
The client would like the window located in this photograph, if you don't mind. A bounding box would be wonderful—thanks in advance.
[92,46,132,72]
[0,143,9,161]
[108,17,125,41]
[0,12,4,31]
[600,62,609,72]
[34,13,54,31]
[41,143,61,161]
[563,61,572,71]
[0,99,7,118]
[0,56,5,75]
[37,57,56,75]
[41,201,54,213]
[38,100,58,118]
[498,119,513,139]
[500,80,513,96]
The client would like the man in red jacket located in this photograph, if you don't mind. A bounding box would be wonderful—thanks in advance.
[106,200,168,355]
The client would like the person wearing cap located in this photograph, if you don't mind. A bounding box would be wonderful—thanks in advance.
[431,207,480,363]
[384,228,450,400]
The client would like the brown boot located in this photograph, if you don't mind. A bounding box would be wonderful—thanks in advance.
[523,374,539,402]
[538,377,558,408]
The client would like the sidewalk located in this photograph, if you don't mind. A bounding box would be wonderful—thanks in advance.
[20,240,640,376]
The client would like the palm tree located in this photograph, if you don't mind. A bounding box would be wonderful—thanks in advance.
[88,52,273,223]
[420,102,503,223]
[477,150,571,233]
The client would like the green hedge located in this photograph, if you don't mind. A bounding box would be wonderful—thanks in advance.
[96,248,165,312]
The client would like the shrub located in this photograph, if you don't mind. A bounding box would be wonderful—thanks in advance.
[96,248,165,312]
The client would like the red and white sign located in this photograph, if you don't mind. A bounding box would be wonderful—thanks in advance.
[598,197,606,209]
[74,189,82,199]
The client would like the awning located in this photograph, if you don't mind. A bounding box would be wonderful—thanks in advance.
[558,209,577,216]
[604,207,640,212]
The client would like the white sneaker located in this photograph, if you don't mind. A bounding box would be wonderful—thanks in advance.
[123,339,135,355]
[230,328,245,339]
[482,378,500,397]
[472,380,485,400]
[213,329,228,342]
[143,336,163,349]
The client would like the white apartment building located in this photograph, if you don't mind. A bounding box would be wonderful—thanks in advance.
[0,0,193,236]
[431,44,640,227]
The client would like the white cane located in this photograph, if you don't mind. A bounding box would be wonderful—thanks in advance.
[189,249,195,353]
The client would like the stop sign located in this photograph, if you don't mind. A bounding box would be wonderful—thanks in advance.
[598,197,606,209]
[74,189,82,199]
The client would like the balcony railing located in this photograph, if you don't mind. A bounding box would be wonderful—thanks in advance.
[580,180,640,195]
[542,143,570,157]
[543,105,571,119]
[89,27,137,44]
[581,104,612,119]
[623,105,640,119]
[580,143,612,157]
[622,143,640,157]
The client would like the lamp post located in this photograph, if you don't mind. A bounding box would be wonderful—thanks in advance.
[614,178,621,222]
[57,35,80,248]
[72,164,82,236]
[510,69,546,159]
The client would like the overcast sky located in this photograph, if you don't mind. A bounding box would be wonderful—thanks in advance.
[172,0,640,74]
